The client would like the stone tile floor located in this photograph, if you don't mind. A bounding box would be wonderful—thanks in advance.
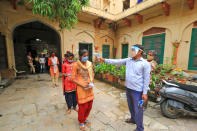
[0,74,196,131]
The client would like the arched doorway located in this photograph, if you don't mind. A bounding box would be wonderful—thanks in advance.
[13,21,61,72]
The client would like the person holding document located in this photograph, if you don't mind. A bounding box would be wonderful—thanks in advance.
[99,44,151,131]
[71,49,94,130]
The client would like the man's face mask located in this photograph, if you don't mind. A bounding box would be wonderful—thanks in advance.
[131,46,141,58]
[147,55,154,61]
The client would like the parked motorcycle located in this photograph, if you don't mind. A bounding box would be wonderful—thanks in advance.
[159,80,197,119]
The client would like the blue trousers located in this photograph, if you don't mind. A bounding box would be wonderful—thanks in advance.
[126,88,144,131]
[65,91,77,109]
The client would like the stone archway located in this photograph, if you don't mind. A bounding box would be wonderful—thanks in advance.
[12,21,61,72]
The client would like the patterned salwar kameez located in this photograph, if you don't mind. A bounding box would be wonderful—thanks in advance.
[71,60,94,124]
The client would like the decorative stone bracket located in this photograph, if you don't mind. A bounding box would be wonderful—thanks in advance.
[162,2,170,16]
[94,17,105,28]
[135,14,143,24]
[187,0,195,10]
[123,18,131,27]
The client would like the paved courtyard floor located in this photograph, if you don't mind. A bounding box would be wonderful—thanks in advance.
[0,74,196,131]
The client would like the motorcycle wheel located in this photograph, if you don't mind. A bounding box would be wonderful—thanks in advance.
[160,100,181,119]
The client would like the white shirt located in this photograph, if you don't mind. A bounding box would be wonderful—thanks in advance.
[39,57,45,64]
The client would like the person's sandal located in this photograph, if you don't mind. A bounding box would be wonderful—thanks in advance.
[79,123,85,130]
[84,120,91,127]
[66,109,71,114]
[125,118,136,124]
[73,107,78,112]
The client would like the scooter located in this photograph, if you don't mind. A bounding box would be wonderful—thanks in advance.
[159,80,197,119]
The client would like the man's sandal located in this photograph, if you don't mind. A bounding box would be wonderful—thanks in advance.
[125,118,136,124]
[84,120,91,127]
[79,123,85,130]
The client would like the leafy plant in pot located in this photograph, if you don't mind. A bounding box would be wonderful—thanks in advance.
[107,64,115,82]
[100,63,108,79]
[112,66,119,83]
[118,65,126,86]
[94,64,102,79]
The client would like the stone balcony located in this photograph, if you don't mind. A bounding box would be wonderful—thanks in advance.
[83,0,166,21]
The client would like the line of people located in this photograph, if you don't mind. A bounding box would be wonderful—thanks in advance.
[60,46,157,131]
[29,45,157,131]
[27,52,49,74]
[62,50,94,130]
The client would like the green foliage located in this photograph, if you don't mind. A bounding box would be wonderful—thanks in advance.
[150,74,162,91]
[154,64,174,76]
[150,64,174,91]
[100,63,108,73]
[29,0,89,30]
[94,63,126,78]
[94,64,101,74]
[118,65,126,79]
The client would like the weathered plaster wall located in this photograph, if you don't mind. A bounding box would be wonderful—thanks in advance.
[116,1,197,70]
[0,1,115,78]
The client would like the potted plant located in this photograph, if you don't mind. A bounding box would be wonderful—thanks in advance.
[94,64,102,79]
[100,63,107,79]
[107,64,115,82]
[118,65,126,86]
[113,66,119,83]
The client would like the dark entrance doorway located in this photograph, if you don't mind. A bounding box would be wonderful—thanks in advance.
[0,33,8,70]
[13,21,61,72]
[79,43,92,61]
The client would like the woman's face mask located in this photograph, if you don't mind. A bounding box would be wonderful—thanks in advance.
[81,56,88,62]
[131,46,140,58]
[67,59,73,63]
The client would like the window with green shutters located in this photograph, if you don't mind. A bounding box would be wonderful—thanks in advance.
[102,45,110,58]
[188,28,197,70]
[122,44,128,58]
[142,33,165,64]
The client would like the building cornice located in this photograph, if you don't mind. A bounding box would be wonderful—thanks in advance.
[82,0,166,21]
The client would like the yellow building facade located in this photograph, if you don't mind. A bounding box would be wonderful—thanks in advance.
[0,0,197,78]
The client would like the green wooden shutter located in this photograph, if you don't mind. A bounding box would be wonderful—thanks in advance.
[142,33,165,64]
[188,28,197,70]
[122,44,128,58]
[102,45,110,58]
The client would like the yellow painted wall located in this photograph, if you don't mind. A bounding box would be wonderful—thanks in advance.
[115,1,197,70]
[1,0,197,79]
[0,1,115,78]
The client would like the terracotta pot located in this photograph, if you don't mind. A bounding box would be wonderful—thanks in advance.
[177,79,185,84]
[107,74,113,82]
[120,80,125,86]
[97,73,102,79]
[113,76,119,83]
[101,73,107,79]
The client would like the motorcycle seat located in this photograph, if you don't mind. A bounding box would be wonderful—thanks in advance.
[163,80,197,93]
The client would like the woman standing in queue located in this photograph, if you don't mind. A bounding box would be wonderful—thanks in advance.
[62,52,78,114]
[48,52,59,87]
[71,49,94,130]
